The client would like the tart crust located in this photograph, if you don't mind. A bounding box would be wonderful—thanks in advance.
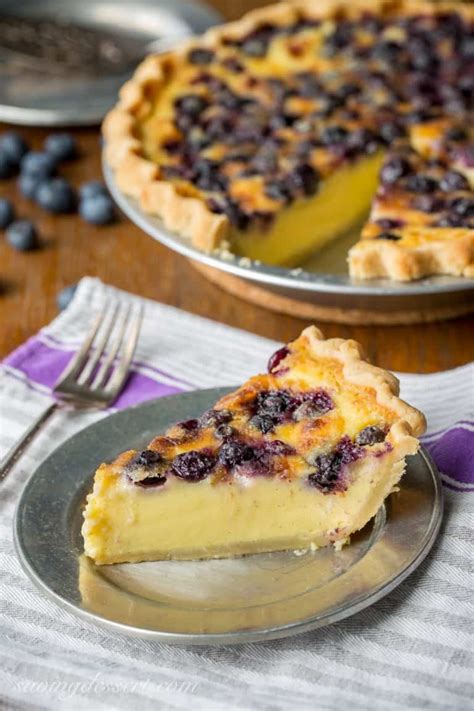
[103,0,473,280]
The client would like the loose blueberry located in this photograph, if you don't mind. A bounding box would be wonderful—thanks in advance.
[0,132,28,166]
[379,120,405,144]
[5,220,39,251]
[79,180,108,200]
[439,171,470,192]
[0,153,16,179]
[36,177,76,213]
[171,449,216,481]
[355,426,386,446]
[44,133,77,162]
[57,284,78,311]
[219,440,255,468]
[18,173,41,200]
[188,48,215,65]
[267,345,290,373]
[20,151,56,178]
[380,157,411,185]
[79,195,115,225]
[0,198,14,229]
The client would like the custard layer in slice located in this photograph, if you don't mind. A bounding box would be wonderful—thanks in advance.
[82,327,425,565]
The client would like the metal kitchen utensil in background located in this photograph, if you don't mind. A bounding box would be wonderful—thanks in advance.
[0,0,222,126]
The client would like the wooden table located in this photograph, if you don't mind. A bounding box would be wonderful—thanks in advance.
[0,0,472,373]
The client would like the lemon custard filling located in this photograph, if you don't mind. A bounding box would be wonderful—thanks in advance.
[116,1,474,272]
[82,327,425,565]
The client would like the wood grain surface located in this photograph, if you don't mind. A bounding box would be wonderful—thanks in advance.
[0,0,472,373]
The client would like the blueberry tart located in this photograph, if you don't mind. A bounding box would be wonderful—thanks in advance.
[82,327,425,564]
[103,0,473,281]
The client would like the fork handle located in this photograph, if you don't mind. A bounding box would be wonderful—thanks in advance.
[0,402,58,482]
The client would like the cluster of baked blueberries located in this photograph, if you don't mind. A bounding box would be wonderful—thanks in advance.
[0,131,115,251]
[126,362,388,493]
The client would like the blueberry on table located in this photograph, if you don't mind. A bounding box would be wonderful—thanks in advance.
[0,132,28,166]
[78,180,108,200]
[20,151,56,179]
[18,173,41,200]
[5,220,39,251]
[57,284,78,311]
[0,198,14,229]
[79,194,115,225]
[44,133,77,162]
[0,152,16,179]
[36,177,76,214]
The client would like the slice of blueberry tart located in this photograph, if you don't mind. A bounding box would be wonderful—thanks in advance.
[82,327,425,564]
[103,0,473,281]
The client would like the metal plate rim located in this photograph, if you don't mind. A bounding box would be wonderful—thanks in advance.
[103,159,474,299]
[13,388,443,645]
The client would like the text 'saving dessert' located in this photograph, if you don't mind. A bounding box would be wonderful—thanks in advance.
[104,0,473,281]
[82,327,426,564]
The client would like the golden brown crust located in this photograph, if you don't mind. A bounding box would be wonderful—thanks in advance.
[348,229,474,280]
[103,0,474,273]
[301,326,426,443]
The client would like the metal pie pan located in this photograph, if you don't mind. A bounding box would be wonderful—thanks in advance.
[103,161,474,317]
[0,0,221,126]
[14,388,443,645]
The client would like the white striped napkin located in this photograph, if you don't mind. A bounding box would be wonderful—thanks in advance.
[0,277,472,711]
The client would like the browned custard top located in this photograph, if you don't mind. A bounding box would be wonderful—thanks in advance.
[138,5,473,233]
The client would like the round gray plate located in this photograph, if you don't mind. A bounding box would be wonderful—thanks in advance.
[103,161,474,317]
[0,0,221,126]
[14,388,443,645]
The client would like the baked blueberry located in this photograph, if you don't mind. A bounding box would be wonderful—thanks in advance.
[79,195,115,225]
[135,475,167,488]
[57,284,78,311]
[20,151,56,178]
[5,220,39,251]
[0,132,28,166]
[375,232,401,241]
[36,177,76,213]
[267,345,290,373]
[219,440,255,468]
[380,157,411,185]
[188,48,215,65]
[44,133,77,161]
[405,174,438,194]
[171,450,216,481]
[439,171,469,192]
[0,198,14,229]
[355,426,386,446]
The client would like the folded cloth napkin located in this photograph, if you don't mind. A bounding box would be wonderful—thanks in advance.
[0,277,472,711]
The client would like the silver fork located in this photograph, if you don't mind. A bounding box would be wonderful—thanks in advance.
[0,297,143,481]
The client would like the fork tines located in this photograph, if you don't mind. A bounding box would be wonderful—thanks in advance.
[54,298,143,405]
